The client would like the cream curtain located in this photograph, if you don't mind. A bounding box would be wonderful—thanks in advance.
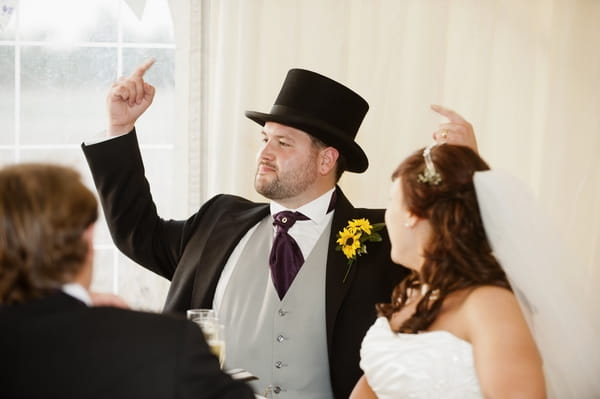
[176,0,599,320]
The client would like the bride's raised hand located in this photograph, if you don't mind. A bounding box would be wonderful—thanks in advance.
[430,104,478,153]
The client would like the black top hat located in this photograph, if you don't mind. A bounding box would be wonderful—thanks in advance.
[245,69,369,173]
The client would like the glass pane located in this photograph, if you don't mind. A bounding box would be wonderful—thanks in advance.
[8,0,180,311]
[121,0,174,44]
[19,0,119,42]
[20,46,117,145]
[123,47,175,144]
[0,150,16,166]
[90,248,116,293]
[0,45,14,144]
[18,148,179,243]
[118,253,169,312]
[0,4,16,40]
[19,147,91,177]
[93,209,116,247]
[139,148,176,216]
[18,147,115,245]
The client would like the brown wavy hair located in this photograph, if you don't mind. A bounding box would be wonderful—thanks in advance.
[377,145,510,332]
[0,163,98,304]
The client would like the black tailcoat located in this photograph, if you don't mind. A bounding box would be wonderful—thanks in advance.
[0,292,254,399]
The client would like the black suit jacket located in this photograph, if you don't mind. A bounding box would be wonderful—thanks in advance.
[82,131,409,398]
[0,292,254,399]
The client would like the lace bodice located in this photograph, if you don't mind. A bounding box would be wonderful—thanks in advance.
[360,317,483,398]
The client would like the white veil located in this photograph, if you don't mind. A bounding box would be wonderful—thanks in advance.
[473,170,600,398]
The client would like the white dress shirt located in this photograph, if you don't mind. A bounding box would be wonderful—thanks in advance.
[61,283,92,306]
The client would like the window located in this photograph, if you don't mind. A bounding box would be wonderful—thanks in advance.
[0,0,181,311]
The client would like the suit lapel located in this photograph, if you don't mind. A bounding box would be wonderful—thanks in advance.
[325,186,357,348]
[189,203,270,308]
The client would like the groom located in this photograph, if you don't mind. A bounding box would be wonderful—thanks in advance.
[82,59,474,398]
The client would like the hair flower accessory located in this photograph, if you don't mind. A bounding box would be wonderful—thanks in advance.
[336,218,385,283]
[417,142,443,185]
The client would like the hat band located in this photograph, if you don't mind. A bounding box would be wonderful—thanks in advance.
[269,104,356,140]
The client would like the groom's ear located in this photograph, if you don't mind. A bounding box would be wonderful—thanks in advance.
[318,147,339,176]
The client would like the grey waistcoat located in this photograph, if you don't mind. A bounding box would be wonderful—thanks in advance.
[219,215,334,399]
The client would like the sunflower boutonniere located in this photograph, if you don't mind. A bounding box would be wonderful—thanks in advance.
[335,218,385,283]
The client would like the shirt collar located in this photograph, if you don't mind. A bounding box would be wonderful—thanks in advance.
[270,187,336,224]
[61,283,92,306]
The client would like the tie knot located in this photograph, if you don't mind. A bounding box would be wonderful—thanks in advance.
[273,211,309,232]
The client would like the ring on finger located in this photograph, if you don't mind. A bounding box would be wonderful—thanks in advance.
[441,130,448,139]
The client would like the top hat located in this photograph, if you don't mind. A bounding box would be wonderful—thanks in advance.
[245,69,369,173]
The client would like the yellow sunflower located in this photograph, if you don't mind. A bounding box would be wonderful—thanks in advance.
[336,218,385,283]
[348,218,373,235]
[336,227,362,259]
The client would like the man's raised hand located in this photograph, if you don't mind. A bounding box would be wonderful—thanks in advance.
[107,58,156,136]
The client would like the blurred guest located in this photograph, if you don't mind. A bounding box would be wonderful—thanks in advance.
[0,163,254,399]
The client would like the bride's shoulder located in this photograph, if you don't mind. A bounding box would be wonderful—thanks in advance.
[461,285,526,334]
[462,285,518,312]
[447,285,514,311]
[466,284,513,298]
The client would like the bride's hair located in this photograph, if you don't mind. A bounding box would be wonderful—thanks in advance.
[377,144,510,333]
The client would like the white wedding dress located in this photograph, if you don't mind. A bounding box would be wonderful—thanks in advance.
[360,317,483,399]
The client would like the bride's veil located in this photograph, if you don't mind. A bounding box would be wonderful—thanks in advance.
[473,169,599,398]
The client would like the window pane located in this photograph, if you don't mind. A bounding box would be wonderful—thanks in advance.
[18,148,115,246]
[0,150,15,165]
[0,46,14,144]
[90,248,116,293]
[118,254,169,312]
[0,7,16,40]
[19,0,119,42]
[20,46,117,145]
[5,0,177,311]
[138,148,176,216]
[19,148,92,176]
[122,0,174,44]
[123,47,175,144]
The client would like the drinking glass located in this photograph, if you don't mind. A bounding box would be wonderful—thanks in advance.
[186,308,216,325]
[207,323,226,368]
[186,309,225,367]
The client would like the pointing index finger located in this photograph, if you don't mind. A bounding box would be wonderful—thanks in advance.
[132,58,155,78]
[430,104,467,124]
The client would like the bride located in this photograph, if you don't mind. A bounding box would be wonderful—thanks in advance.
[350,141,599,398]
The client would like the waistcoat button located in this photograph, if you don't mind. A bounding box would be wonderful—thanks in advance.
[273,386,282,394]
[276,334,285,343]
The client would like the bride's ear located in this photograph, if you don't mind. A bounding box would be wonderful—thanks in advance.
[403,212,418,228]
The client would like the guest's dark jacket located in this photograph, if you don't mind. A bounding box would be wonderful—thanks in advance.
[0,291,254,399]
[82,131,408,398]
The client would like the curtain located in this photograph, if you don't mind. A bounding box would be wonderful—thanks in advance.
[179,0,599,324]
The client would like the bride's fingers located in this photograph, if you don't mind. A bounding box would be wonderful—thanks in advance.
[430,106,478,152]
[431,104,469,125]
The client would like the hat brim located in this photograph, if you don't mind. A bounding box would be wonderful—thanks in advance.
[245,111,369,173]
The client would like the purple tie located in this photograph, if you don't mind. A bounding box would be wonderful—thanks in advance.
[269,211,310,299]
